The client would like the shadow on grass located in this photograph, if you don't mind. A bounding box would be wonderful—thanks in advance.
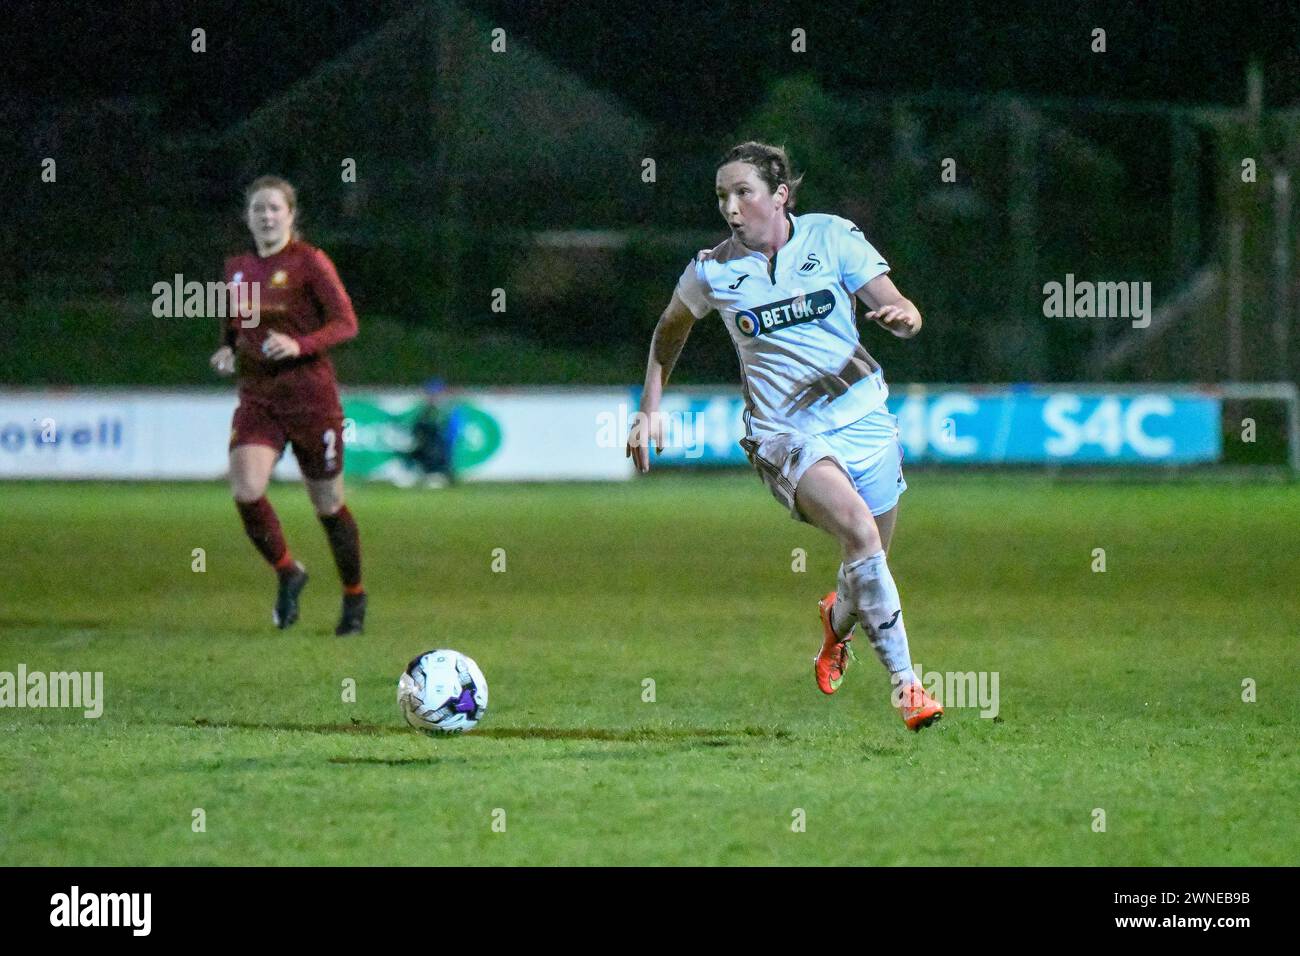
[187,718,791,744]
[0,617,112,635]
[188,718,407,736]
[477,726,790,743]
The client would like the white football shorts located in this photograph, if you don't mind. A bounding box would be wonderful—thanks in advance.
[739,403,907,523]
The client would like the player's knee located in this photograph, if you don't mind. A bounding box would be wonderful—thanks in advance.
[231,477,267,503]
[308,482,344,515]
[843,512,882,555]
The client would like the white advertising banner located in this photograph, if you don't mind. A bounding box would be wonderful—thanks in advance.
[460,390,632,482]
[0,389,635,482]
[0,392,231,479]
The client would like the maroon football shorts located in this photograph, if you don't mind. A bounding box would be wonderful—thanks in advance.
[230,396,344,480]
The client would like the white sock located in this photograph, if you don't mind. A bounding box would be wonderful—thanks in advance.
[830,563,857,638]
[840,551,916,685]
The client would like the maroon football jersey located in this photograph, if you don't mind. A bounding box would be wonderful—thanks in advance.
[221,239,357,408]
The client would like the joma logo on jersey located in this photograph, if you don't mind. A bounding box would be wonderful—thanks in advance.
[734,289,835,337]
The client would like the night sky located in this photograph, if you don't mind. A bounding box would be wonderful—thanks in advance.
[5,0,1299,137]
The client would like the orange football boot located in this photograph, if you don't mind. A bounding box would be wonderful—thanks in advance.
[896,681,944,731]
[814,591,856,694]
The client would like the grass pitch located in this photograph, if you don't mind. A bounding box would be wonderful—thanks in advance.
[1,474,1296,865]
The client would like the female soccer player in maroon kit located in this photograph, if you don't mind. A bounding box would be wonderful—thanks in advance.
[209,176,367,635]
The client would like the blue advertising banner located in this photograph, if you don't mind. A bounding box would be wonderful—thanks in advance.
[634,386,1222,466]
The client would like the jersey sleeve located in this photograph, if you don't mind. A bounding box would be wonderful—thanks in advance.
[834,217,890,293]
[296,248,359,356]
[674,258,713,319]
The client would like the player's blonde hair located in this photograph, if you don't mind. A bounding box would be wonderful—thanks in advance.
[243,175,300,238]
[718,142,804,210]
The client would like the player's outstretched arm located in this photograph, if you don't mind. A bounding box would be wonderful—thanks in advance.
[626,291,697,473]
[855,274,922,339]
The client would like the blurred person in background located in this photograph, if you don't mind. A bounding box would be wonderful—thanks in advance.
[406,377,458,488]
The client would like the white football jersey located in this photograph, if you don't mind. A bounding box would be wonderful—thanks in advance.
[675,212,891,436]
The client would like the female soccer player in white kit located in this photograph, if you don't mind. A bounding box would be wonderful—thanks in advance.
[626,142,942,731]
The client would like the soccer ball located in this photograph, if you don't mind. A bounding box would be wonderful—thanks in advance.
[398,649,488,734]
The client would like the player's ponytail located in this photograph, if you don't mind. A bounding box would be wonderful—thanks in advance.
[718,142,804,210]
